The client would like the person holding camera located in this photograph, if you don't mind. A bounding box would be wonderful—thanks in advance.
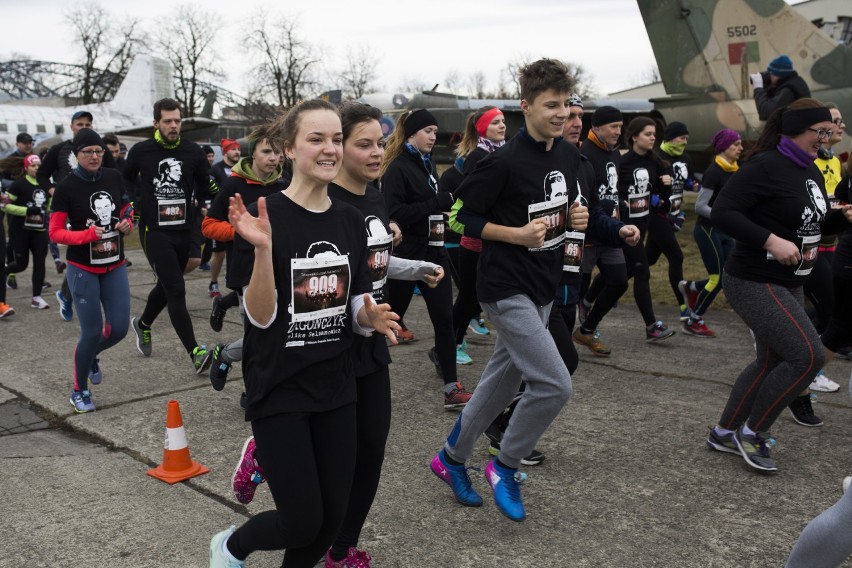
[752,55,811,121]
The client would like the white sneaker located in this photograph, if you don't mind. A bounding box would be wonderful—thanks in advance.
[31,296,49,310]
[810,371,840,393]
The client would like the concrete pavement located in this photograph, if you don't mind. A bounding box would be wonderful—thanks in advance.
[2,248,852,567]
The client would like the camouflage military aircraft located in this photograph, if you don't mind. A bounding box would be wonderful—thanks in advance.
[638,0,852,154]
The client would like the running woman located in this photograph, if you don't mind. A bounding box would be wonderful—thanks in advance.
[617,117,676,342]
[202,126,288,391]
[4,154,51,309]
[125,98,215,374]
[48,129,133,413]
[449,106,506,366]
[208,100,400,568]
[431,59,588,522]
[705,99,852,472]
[381,109,473,408]
[678,129,742,338]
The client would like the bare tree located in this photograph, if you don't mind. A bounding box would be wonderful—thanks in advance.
[498,58,525,99]
[155,4,223,117]
[65,4,140,104]
[565,62,597,100]
[337,44,379,100]
[398,77,428,94]
[247,15,321,108]
[443,69,461,93]
[466,71,489,98]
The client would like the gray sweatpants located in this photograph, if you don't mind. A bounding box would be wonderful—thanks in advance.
[444,294,573,469]
[786,485,852,568]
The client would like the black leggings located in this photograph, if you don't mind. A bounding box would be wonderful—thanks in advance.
[0,216,6,303]
[452,246,481,345]
[228,403,357,567]
[822,248,852,352]
[803,253,833,334]
[387,247,456,384]
[719,272,823,432]
[582,262,628,332]
[332,366,392,555]
[622,228,656,326]
[646,213,685,307]
[140,228,198,353]
[6,228,47,296]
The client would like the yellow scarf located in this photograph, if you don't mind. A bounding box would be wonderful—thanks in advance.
[715,155,739,173]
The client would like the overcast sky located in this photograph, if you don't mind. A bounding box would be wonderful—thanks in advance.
[1,0,668,99]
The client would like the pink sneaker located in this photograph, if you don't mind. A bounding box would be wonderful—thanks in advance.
[325,547,372,567]
[232,436,265,504]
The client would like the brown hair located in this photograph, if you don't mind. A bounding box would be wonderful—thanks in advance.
[153,98,182,121]
[519,59,573,104]
[268,99,339,153]
[339,102,383,143]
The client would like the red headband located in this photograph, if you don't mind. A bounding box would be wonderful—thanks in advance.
[475,108,503,138]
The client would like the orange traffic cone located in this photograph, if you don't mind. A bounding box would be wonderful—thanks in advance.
[147,400,209,484]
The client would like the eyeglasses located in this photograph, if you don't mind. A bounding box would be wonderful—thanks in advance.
[834,117,845,127]
[79,149,105,157]
[806,127,833,139]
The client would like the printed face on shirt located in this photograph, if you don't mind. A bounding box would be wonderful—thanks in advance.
[157,158,182,184]
[155,109,182,143]
[32,189,47,208]
[673,162,688,182]
[522,89,570,142]
[286,109,343,185]
[806,179,827,222]
[90,191,115,226]
[632,168,650,194]
[605,163,618,190]
[341,120,385,184]
[544,171,568,201]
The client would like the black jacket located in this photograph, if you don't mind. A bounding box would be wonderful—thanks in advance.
[754,72,811,121]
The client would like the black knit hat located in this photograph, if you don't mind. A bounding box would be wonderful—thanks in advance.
[663,121,689,141]
[591,106,623,127]
[73,128,104,155]
[403,109,438,138]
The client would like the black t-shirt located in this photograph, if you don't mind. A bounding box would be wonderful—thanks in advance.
[123,138,211,231]
[659,149,692,215]
[230,191,372,420]
[712,149,848,286]
[454,130,580,306]
[438,165,464,245]
[8,177,49,231]
[618,150,667,228]
[579,139,621,221]
[328,183,393,375]
[51,169,128,269]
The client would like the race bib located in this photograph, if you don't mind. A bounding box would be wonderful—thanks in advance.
[528,196,568,251]
[290,255,351,323]
[157,198,186,226]
[24,211,45,229]
[428,214,445,246]
[563,231,585,273]
[367,233,393,293]
[628,192,649,218]
[766,234,820,276]
[669,191,683,215]
[90,230,120,265]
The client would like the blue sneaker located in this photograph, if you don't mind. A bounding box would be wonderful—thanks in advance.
[70,390,96,413]
[467,318,490,335]
[430,450,482,506]
[209,525,245,567]
[456,340,473,365]
[485,458,527,521]
[89,358,103,385]
[412,284,421,296]
[56,290,73,321]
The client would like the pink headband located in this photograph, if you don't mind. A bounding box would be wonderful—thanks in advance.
[23,154,41,169]
[475,108,503,138]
